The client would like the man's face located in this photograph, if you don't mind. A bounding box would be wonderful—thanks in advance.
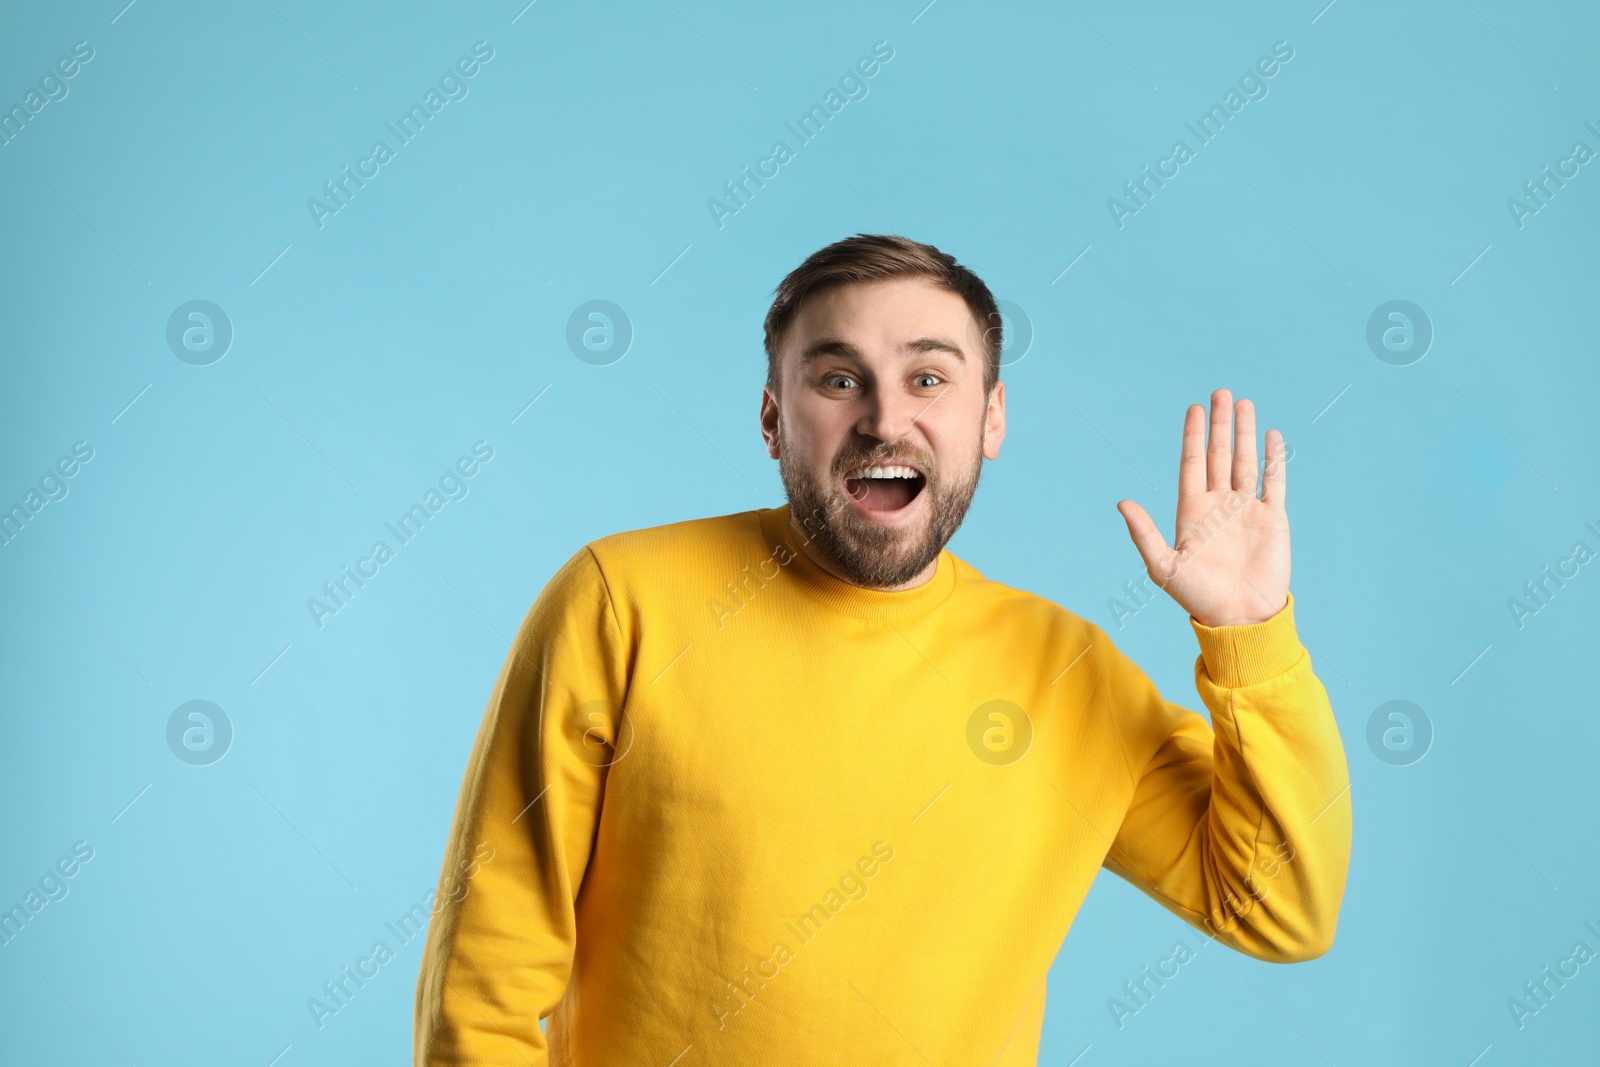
[760,276,1007,589]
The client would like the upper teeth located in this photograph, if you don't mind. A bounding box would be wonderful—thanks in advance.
[851,465,919,479]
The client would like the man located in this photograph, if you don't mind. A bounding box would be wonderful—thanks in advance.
[413,234,1352,1065]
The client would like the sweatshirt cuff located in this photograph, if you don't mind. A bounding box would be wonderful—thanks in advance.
[1189,591,1303,688]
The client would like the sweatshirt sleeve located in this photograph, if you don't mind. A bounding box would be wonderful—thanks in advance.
[1097,592,1352,962]
[414,545,633,1065]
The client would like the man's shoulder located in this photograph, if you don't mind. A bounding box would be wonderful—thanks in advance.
[573,506,769,595]
[948,554,1104,643]
[585,506,765,560]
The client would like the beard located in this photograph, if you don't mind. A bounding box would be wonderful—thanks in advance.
[776,421,986,589]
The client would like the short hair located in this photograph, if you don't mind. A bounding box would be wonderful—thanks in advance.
[762,233,1002,395]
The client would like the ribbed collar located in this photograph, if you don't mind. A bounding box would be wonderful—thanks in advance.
[755,503,958,622]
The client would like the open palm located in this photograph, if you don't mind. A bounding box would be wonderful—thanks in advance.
[1116,388,1291,628]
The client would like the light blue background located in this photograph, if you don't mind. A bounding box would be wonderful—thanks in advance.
[2,1,1596,1064]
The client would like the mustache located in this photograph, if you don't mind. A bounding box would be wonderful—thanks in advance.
[835,447,936,478]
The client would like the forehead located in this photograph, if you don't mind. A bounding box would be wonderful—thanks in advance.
[782,276,980,356]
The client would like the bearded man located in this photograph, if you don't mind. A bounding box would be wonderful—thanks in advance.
[414,233,1352,1066]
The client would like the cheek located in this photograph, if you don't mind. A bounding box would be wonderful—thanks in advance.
[785,407,849,469]
[926,412,984,468]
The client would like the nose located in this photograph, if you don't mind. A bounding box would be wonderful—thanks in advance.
[855,381,924,444]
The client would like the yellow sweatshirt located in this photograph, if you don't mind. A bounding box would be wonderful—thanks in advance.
[413,503,1352,1065]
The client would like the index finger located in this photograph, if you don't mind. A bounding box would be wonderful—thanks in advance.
[1206,388,1234,491]
[1179,403,1206,499]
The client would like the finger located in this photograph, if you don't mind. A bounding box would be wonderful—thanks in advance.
[1178,403,1206,500]
[1261,429,1288,507]
[1206,388,1233,491]
[1232,398,1258,495]
[1117,500,1175,580]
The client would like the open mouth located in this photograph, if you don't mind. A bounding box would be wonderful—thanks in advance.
[843,463,927,513]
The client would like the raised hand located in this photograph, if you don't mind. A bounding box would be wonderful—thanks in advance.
[1115,388,1290,628]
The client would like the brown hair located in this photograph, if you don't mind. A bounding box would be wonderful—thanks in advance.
[763,233,1001,395]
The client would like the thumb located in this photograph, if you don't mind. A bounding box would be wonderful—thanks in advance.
[1116,500,1175,583]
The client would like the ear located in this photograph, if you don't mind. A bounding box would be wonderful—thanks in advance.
[760,385,781,459]
[982,380,1006,460]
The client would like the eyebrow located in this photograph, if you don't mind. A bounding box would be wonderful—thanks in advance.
[798,336,967,365]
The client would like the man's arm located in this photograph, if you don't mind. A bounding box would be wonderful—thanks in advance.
[1101,388,1350,959]
[1097,593,1352,961]
[414,545,632,1065]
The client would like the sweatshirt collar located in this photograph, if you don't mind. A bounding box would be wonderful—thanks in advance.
[757,503,957,622]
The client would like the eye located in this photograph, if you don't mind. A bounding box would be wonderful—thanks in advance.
[822,374,858,390]
[913,373,943,388]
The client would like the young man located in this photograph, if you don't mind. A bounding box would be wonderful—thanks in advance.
[413,234,1352,1065]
